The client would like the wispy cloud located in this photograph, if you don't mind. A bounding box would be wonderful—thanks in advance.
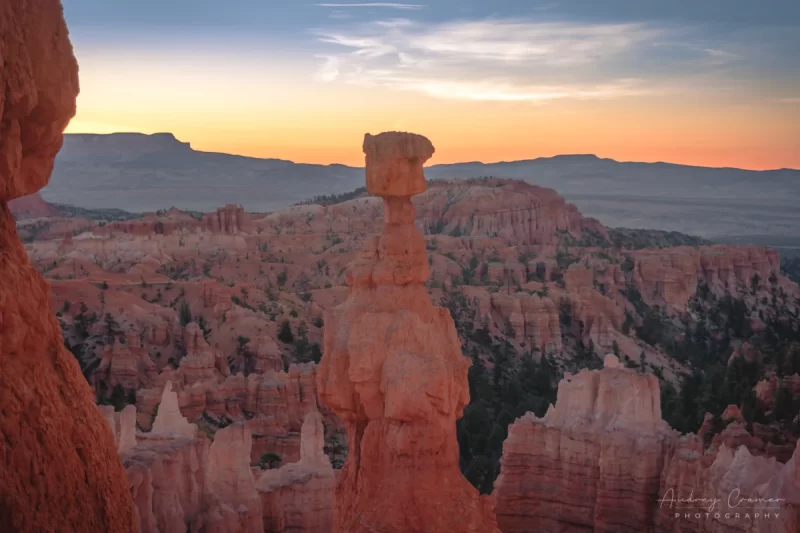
[318,20,661,64]
[702,48,742,63]
[311,18,669,102]
[390,78,649,102]
[328,10,354,20]
[313,3,424,9]
[310,17,763,103]
[652,41,744,66]
[314,55,341,81]
[776,97,800,104]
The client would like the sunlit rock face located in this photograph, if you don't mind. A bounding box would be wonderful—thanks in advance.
[317,131,500,533]
[203,204,252,234]
[200,423,263,533]
[122,388,267,533]
[631,245,781,309]
[0,0,138,531]
[124,391,206,533]
[494,355,678,533]
[415,178,595,245]
[150,381,198,439]
[495,355,800,533]
[257,411,336,532]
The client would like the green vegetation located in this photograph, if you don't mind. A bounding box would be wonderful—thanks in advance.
[555,248,578,270]
[296,187,367,206]
[607,227,708,250]
[179,301,192,326]
[293,324,323,364]
[458,339,557,493]
[278,320,294,344]
[442,291,558,493]
[258,452,283,469]
[237,336,250,353]
[50,203,139,221]
[782,257,800,285]
[657,288,800,435]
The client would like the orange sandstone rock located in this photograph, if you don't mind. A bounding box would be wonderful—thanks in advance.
[632,245,781,308]
[495,356,800,533]
[179,322,229,385]
[317,132,499,533]
[151,381,197,439]
[250,335,284,373]
[204,204,252,234]
[200,423,263,533]
[124,403,267,533]
[415,179,591,245]
[257,411,336,532]
[94,328,158,390]
[656,440,799,532]
[363,131,434,197]
[125,433,210,533]
[0,0,137,530]
[494,355,677,533]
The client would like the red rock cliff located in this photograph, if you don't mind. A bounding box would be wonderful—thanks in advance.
[0,0,137,531]
[494,355,677,533]
[494,355,800,533]
[316,131,500,532]
[415,178,601,245]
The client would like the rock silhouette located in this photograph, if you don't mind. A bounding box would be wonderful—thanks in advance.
[0,0,137,530]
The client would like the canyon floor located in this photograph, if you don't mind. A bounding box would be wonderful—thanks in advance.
[11,176,800,532]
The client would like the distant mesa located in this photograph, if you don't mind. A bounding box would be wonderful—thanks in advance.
[42,132,800,238]
[60,132,192,159]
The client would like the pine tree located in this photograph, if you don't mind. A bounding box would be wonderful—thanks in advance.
[278,320,294,343]
[179,301,192,327]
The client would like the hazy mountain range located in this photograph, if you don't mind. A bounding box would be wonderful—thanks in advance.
[43,133,800,240]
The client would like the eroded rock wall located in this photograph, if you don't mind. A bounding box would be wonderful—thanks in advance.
[494,355,676,533]
[257,411,336,532]
[494,355,800,533]
[0,0,137,530]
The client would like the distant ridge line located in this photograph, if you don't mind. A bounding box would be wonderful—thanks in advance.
[60,132,799,172]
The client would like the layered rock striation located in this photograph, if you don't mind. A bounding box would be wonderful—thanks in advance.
[494,355,800,533]
[316,131,499,532]
[632,245,781,309]
[204,204,251,234]
[125,382,210,532]
[257,411,336,532]
[494,355,678,533]
[656,436,799,533]
[415,178,603,245]
[198,423,263,533]
[125,381,266,533]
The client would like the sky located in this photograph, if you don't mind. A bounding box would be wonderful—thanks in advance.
[63,0,800,169]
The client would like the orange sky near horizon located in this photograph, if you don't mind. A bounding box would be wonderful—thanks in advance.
[65,53,800,171]
[66,108,800,171]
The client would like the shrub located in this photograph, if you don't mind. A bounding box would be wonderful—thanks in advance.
[278,320,294,343]
[259,452,282,469]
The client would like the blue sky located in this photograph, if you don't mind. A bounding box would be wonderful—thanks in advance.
[61,0,800,169]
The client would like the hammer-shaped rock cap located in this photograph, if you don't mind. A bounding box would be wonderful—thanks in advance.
[363,131,435,197]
